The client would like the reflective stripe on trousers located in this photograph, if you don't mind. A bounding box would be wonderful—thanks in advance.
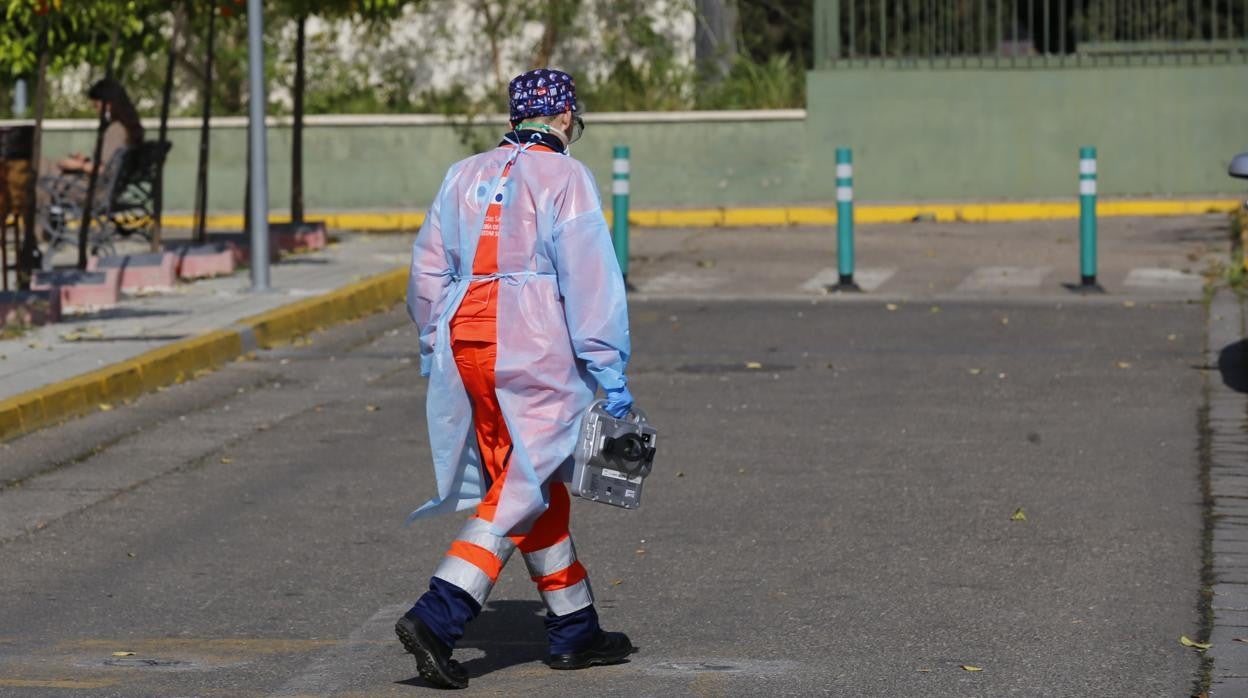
[433,517,517,605]
[524,534,594,615]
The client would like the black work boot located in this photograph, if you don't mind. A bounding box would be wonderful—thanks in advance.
[395,614,469,689]
[546,630,635,670]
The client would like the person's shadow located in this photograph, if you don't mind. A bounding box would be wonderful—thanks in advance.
[1219,339,1248,393]
[396,600,548,688]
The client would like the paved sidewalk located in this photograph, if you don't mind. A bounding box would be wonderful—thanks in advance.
[0,232,411,405]
[1206,289,1248,695]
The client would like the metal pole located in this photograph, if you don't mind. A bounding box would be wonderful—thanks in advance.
[829,147,861,292]
[611,145,630,286]
[1077,146,1103,291]
[247,0,270,292]
[12,80,27,117]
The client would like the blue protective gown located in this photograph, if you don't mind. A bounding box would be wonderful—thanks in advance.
[406,140,630,537]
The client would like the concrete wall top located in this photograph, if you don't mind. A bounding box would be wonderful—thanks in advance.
[0,109,807,131]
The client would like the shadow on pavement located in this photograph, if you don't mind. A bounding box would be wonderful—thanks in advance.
[80,307,188,320]
[395,600,548,689]
[1219,339,1248,393]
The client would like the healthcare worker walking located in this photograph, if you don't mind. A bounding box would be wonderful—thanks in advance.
[395,68,636,689]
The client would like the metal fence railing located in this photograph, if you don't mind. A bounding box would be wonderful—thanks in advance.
[822,0,1248,66]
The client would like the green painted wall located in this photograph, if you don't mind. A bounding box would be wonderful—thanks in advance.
[33,61,1247,213]
[806,62,1248,201]
[39,118,811,214]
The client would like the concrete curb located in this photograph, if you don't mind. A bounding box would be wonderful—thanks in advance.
[0,267,407,443]
[1205,288,1248,695]
[160,198,1241,232]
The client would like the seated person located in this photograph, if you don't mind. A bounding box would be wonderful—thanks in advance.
[45,77,144,178]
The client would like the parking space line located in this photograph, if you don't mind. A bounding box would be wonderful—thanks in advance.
[270,604,408,697]
[955,266,1052,292]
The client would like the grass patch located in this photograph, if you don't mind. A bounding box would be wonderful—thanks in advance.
[1203,209,1248,304]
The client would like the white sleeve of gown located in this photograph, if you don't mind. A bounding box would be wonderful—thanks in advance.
[553,164,631,392]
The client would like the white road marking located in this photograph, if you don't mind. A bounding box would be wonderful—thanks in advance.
[270,603,409,696]
[800,267,896,293]
[1123,267,1203,292]
[955,266,1052,292]
[635,271,727,294]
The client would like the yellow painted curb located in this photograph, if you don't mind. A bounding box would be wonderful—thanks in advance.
[162,199,1239,233]
[241,267,408,348]
[0,267,408,444]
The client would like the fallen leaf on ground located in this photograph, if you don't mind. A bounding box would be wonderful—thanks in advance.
[696,259,716,269]
[1011,508,1027,522]
[1180,635,1211,650]
[111,651,135,657]
[635,549,646,555]
[365,405,380,412]
[98,403,113,412]
[960,665,983,672]
[611,579,623,586]
[1117,361,1132,369]
[676,471,685,477]
[219,457,233,465]
[1122,301,1136,308]
[916,668,932,673]
[885,303,899,311]
[968,368,982,375]
[745,361,762,369]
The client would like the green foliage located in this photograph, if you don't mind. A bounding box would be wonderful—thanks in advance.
[2,0,813,120]
[0,0,166,79]
[696,53,804,110]
[1228,210,1248,292]
[577,56,693,111]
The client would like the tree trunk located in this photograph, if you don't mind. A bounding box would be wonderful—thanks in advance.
[18,26,50,289]
[695,0,739,83]
[152,1,184,252]
[77,26,120,270]
[193,0,217,244]
[291,13,305,225]
[478,1,505,91]
[531,0,581,69]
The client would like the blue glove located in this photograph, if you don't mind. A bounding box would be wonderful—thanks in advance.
[603,385,634,419]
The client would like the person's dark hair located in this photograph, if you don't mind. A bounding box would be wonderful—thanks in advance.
[87,78,143,146]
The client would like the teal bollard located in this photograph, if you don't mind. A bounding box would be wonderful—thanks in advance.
[828,147,861,292]
[1076,146,1104,293]
[612,145,630,287]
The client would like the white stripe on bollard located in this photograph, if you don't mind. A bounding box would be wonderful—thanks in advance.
[836,163,853,178]
[613,159,630,175]
[612,180,630,195]
[1080,180,1097,195]
[836,186,853,202]
[1079,159,1097,175]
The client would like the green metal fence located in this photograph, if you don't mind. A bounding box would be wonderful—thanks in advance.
[813,0,1248,66]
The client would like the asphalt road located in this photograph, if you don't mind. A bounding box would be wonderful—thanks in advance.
[0,297,1207,696]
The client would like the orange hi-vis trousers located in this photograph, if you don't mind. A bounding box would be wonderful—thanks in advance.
[429,141,592,618]
[428,332,594,617]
